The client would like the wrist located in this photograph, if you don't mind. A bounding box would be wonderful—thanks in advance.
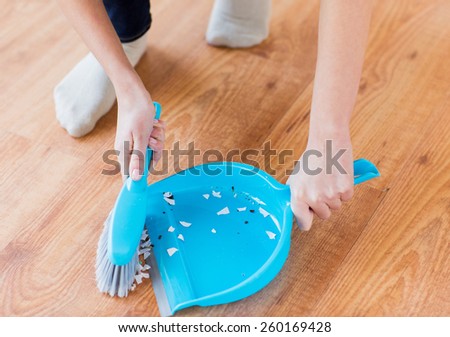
[111,68,145,99]
[308,120,351,148]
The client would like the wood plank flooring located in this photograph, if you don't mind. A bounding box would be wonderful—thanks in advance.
[0,0,448,316]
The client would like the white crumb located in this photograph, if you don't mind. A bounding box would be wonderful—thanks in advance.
[140,240,151,248]
[164,197,175,206]
[167,247,178,257]
[252,196,267,205]
[179,221,192,227]
[135,274,143,284]
[141,231,148,241]
[266,231,276,240]
[139,247,151,255]
[259,207,270,218]
[217,207,230,215]
[270,214,281,232]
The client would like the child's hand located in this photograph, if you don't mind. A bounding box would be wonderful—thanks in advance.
[287,137,354,231]
[114,78,165,181]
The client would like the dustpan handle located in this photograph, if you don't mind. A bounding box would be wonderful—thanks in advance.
[282,158,379,201]
[353,158,380,185]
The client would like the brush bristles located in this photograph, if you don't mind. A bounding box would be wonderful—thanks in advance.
[95,212,139,297]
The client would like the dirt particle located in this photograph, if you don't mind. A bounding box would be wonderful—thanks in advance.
[266,81,276,90]
[418,154,428,165]
[408,50,418,60]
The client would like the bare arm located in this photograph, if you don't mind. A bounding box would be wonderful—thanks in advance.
[288,0,373,230]
[310,0,372,136]
[57,0,164,180]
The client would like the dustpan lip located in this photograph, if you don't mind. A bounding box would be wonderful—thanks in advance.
[180,161,288,191]
[150,161,288,194]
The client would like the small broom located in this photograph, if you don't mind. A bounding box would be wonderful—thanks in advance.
[96,102,161,297]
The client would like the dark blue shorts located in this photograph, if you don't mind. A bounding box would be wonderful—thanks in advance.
[104,0,151,43]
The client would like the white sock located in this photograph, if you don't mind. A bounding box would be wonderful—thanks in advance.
[54,33,148,137]
[206,0,271,48]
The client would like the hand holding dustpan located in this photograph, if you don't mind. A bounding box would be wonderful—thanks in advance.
[144,158,379,316]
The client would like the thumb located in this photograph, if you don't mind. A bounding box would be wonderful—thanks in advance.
[129,137,147,181]
[291,200,314,231]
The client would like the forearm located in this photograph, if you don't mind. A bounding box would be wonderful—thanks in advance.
[57,0,140,93]
[309,0,373,141]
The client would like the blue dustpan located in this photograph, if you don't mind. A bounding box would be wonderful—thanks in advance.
[145,159,379,316]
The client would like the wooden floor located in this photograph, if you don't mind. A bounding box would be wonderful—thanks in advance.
[0,0,449,316]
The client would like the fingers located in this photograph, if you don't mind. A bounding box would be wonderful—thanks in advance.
[115,135,132,181]
[129,135,147,181]
[115,119,165,181]
[291,200,314,231]
[326,197,342,210]
[340,187,354,202]
[309,198,332,220]
[152,148,162,166]
[148,119,165,166]
[290,189,352,231]
[151,119,166,139]
[148,132,164,152]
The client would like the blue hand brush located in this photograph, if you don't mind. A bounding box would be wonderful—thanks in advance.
[96,102,161,297]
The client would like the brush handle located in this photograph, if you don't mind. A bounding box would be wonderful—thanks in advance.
[144,102,162,176]
[129,102,162,192]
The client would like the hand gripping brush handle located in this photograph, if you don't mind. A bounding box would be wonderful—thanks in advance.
[108,102,162,265]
